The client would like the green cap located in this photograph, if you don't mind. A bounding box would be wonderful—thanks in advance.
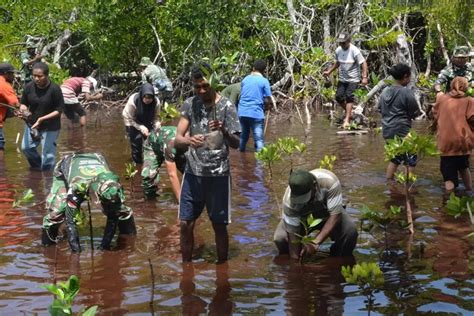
[140,57,152,66]
[26,40,37,49]
[289,170,314,204]
[453,46,470,58]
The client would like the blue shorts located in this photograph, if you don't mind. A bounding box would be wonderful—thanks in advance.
[179,173,231,224]
[391,153,417,167]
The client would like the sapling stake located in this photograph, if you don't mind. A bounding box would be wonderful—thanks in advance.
[148,258,155,307]
[87,200,94,250]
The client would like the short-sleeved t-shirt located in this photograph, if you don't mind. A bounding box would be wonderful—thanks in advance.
[180,95,241,176]
[238,74,271,119]
[335,44,366,83]
[282,169,345,234]
[61,77,92,103]
[21,81,64,131]
[378,85,420,140]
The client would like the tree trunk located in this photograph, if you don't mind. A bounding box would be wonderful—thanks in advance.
[436,23,450,65]
[323,12,331,55]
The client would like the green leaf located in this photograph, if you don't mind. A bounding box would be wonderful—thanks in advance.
[82,305,98,316]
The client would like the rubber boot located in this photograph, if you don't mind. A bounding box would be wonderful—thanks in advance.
[41,225,59,246]
[118,216,137,235]
[65,207,81,252]
[99,215,118,250]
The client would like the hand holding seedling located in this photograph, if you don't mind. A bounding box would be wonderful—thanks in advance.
[299,241,320,261]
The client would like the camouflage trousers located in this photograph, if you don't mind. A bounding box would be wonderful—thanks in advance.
[43,177,70,229]
[141,147,163,197]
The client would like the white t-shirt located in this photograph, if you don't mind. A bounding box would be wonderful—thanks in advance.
[335,44,365,83]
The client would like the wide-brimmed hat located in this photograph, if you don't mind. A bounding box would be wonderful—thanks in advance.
[289,170,315,205]
[140,57,152,66]
[453,46,470,58]
[336,32,351,43]
[0,63,17,74]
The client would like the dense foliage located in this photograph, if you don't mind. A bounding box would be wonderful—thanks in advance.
[0,0,472,94]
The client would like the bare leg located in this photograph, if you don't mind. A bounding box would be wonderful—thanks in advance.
[459,168,472,191]
[212,223,228,263]
[386,162,399,180]
[343,102,353,128]
[180,220,196,263]
[444,180,455,193]
[79,115,86,127]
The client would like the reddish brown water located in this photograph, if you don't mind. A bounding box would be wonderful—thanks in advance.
[0,113,473,315]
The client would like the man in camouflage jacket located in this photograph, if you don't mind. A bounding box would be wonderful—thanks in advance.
[141,125,186,200]
[42,153,136,252]
[434,46,473,94]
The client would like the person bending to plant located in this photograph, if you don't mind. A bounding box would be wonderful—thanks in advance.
[273,169,358,261]
[41,153,136,252]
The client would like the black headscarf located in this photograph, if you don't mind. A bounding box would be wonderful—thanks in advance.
[134,83,157,129]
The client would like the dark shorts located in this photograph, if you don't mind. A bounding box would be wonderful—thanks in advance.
[335,82,358,104]
[179,173,231,224]
[440,155,470,187]
[64,103,86,120]
[391,153,417,167]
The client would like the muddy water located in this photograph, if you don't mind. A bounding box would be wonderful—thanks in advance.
[0,112,472,315]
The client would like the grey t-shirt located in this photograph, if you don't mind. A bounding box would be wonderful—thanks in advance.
[180,95,241,176]
[378,85,420,140]
[335,44,365,83]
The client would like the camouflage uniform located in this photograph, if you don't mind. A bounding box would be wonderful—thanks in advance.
[435,46,473,92]
[141,126,186,197]
[42,153,135,252]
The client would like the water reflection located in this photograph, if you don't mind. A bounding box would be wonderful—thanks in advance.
[273,256,355,315]
[180,263,233,315]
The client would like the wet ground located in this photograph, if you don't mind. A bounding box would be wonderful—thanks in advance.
[0,112,472,315]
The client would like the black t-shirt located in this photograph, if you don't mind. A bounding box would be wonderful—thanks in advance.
[21,81,64,131]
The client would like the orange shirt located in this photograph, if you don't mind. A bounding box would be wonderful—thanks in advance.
[433,94,474,156]
[0,76,19,127]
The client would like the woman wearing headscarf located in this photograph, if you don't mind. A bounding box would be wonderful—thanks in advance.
[122,83,160,163]
[433,76,474,193]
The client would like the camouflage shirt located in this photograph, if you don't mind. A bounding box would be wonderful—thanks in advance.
[435,63,473,92]
[145,126,180,163]
[180,95,241,176]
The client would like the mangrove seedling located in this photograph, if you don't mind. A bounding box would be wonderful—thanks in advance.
[255,143,281,179]
[384,131,439,234]
[361,205,401,249]
[158,102,180,124]
[445,193,474,222]
[12,188,35,208]
[319,154,337,171]
[42,274,98,316]
[124,162,138,193]
[341,262,385,315]
[293,214,323,262]
[275,136,307,172]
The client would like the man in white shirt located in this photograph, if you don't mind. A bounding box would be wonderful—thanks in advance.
[324,32,368,128]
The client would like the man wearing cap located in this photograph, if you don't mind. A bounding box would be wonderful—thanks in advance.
[0,63,20,150]
[139,57,173,102]
[141,124,187,201]
[41,153,136,252]
[20,41,43,85]
[323,32,368,129]
[61,76,103,126]
[434,46,473,94]
[273,169,358,260]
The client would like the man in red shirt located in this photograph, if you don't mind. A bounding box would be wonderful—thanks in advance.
[61,76,102,126]
[0,63,20,150]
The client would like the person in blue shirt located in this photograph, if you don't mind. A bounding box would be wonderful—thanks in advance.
[238,60,272,152]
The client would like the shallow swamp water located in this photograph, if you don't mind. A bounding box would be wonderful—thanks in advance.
[0,111,472,315]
